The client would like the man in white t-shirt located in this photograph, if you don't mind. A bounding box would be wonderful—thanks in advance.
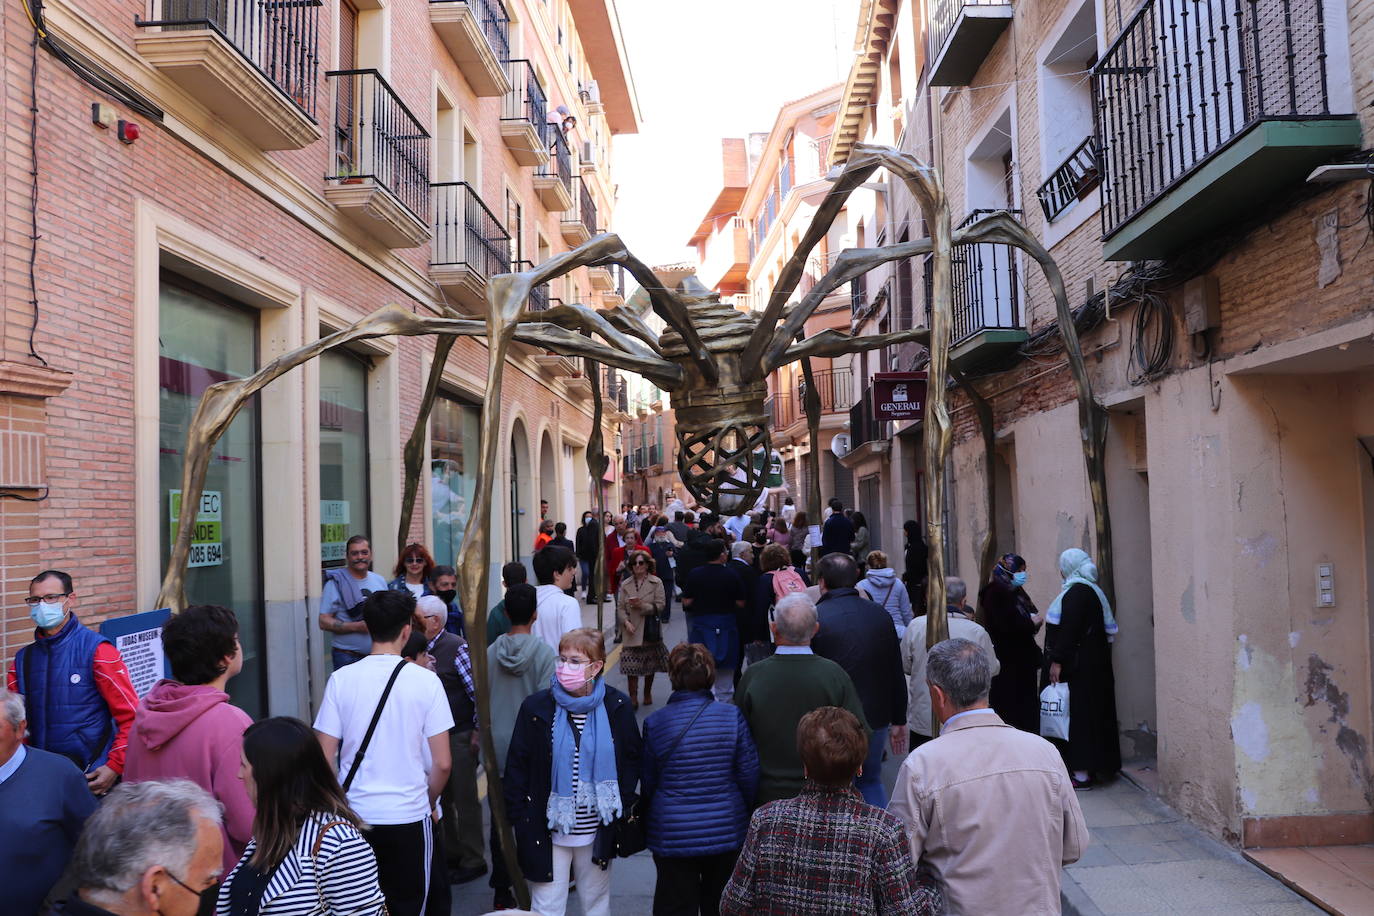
[530,545,582,651]
[315,589,453,916]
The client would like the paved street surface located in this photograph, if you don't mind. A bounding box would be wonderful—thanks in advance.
[454,600,1320,916]
[1062,778,1324,916]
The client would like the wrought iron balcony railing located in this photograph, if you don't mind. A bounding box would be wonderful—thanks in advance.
[140,0,321,116]
[849,387,890,447]
[1036,137,1101,222]
[537,121,573,195]
[573,176,598,236]
[431,0,509,61]
[647,443,662,467]
[328,69,430,219]
[1093,0,1334,239]
[923,209,1024,346]
[513,260,550,311]
[500,59,546,131]
[432,181,509,278]
[796,367,853,414]
[850,273,867,315]
[927,0,1009,71]
[767,390,797,429]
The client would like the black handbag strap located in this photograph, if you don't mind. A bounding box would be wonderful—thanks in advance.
[662,701,710,769]
[342,659,407,792]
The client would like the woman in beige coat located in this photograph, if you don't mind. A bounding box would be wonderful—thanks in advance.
[617,552,667,707]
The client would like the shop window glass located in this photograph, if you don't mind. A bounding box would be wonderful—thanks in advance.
[431,392,481,567]
[319,348,371,568]
[159,276,264,716]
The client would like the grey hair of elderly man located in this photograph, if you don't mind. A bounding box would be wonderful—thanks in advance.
[946,576,968,606]
[770,592,820,646]
[730,540,753,561]
[2,689,23,729]
[66,779,224,915]
[926,637,993,716]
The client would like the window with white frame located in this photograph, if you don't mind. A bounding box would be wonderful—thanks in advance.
[1036,1,1101,223]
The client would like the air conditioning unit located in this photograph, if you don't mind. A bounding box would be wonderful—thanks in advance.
[581,140,596,165]
[578,87,593,105]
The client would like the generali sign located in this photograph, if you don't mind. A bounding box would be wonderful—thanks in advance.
[872,372,927,423]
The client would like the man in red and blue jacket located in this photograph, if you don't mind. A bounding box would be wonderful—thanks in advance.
[6,569,138,796]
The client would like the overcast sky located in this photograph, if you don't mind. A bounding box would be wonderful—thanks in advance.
[611,0,860,270]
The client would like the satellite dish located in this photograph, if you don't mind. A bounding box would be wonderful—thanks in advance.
[830,433,851,458]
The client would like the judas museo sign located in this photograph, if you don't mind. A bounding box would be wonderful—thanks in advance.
[872,372,927,422]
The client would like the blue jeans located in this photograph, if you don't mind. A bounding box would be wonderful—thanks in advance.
[579,560,593,594]
[855,726,889,808]
[332,647,365,670]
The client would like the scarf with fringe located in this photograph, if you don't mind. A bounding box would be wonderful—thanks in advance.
[547,674,622,835]
[1046,548,1119,641]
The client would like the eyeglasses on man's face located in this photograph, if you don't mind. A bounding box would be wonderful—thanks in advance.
[24,593,69,606]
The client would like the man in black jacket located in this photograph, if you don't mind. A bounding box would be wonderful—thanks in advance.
[574,512,601,603]
[810,552,908,808]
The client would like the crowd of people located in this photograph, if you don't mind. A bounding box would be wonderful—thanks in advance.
[1,494,1123,915]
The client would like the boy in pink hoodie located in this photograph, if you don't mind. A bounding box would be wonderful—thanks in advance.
[124,604,255,877]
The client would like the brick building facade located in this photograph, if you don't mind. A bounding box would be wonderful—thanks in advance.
[0,0,638,718]
[829,0,1373,849]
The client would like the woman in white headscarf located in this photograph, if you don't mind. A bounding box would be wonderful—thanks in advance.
[1043,548,1121,789]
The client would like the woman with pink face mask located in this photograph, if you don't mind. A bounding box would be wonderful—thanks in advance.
[502,628,643,916]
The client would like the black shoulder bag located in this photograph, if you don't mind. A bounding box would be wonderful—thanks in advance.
[342,659,408,792]
[615,700,712,857]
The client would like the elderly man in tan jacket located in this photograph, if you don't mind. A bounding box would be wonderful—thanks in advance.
[889,638,1088,915]
[900,577,999,751]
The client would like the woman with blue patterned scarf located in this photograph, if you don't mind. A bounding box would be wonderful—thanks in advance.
[503,627,642,916]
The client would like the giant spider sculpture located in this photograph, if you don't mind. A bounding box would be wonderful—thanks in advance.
[157,143,1111,904]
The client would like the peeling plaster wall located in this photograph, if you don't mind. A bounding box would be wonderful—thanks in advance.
[1225,372,1374,820]
[1144,364,1374,839]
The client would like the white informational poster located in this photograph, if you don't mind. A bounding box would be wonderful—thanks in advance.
[169,490,223,568]
[99,609,172,698]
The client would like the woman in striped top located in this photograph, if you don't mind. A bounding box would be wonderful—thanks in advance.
[217,717,385,916]
[504,627,643,916]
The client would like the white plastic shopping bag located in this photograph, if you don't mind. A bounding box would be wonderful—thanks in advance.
[1040,682,1070,741]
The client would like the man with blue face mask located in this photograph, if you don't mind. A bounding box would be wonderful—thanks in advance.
[6,569,139,797]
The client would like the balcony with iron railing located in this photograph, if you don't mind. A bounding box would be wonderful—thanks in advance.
[1036,137,1101,223]
[1092,0,1359,260]
[922,209,1027,366]
[429,0,509,96]
[927,0,1013,86]
[797,367,853,415]
[850,273,868,316]
[533,121,574,211]
[601,263,626,306]
[767,389,797,429]
[500,59,548,167]
[560,176,597,244]
[430,181,509,310]
[324,69,431,248]
[135,0,321,149]
[512,260,550,311]
[849,387,890,449]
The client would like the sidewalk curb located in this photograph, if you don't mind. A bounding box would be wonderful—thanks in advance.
[1061,874,1106,916]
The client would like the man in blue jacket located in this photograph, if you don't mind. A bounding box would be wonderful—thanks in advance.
[810,552,907,808]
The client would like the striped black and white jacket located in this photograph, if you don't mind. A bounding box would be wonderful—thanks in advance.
[215,812,385,916]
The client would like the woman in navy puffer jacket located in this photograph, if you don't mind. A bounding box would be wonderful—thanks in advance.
[642,642,759,916]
